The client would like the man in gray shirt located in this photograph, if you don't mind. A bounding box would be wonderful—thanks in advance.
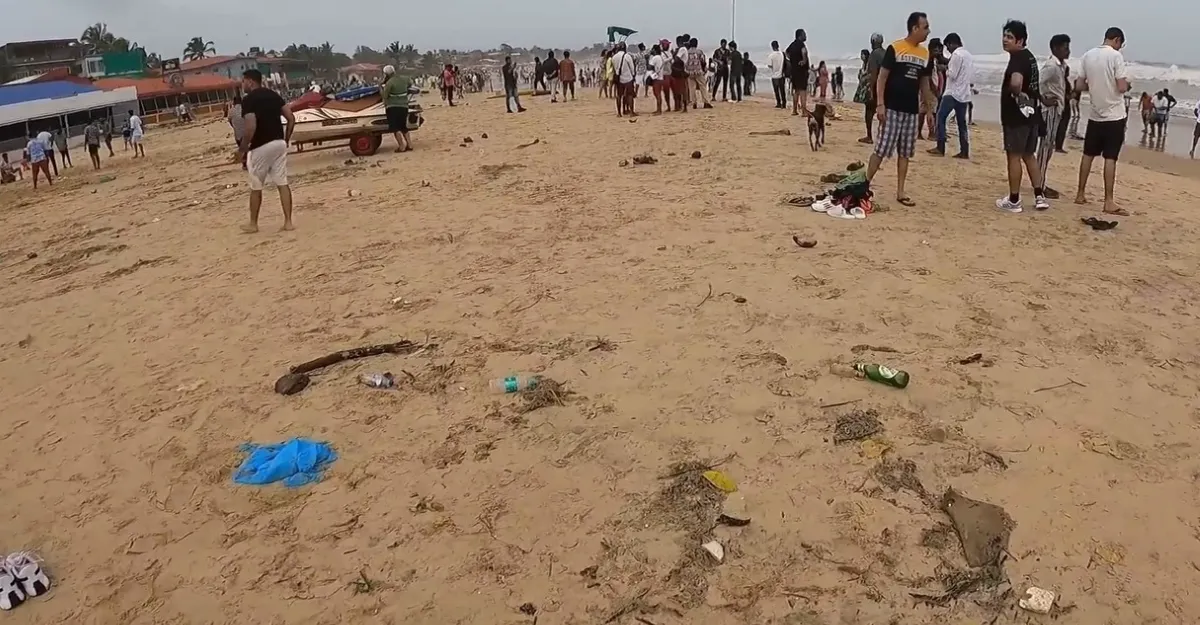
[860,33,886,144]
[1036,34,1071,197]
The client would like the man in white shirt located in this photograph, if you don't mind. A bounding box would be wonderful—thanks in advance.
[1036,34,1071,196]
[610,42,637,117]
[128,110,146,158]
[766,40,787,109]
[1074,27,1130,215]
[36,129,58,176]
[930,32,974,158]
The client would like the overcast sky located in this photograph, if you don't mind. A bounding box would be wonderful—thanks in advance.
[2,0,1190,64]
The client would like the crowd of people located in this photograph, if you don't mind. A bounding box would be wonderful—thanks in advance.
[1,113,144,188]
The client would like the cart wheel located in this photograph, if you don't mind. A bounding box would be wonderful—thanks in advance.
[350,133,381,156]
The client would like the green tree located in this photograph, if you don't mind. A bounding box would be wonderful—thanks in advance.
[182,37,216,61]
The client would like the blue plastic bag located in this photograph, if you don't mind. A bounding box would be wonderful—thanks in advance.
[233,438,337,488]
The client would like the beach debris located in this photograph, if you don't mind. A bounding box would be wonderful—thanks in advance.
[519,602,538,616]
[347,189,362,197]
[701,540,725,563]
[860,438,892,458]
[1019,587,1055,613]
[632,154,657,165]
[851,344,901,354]
[515,377,574,413]
[783,194,815,206]
[233,438,337,487]
[481,133,488,139]
[854,363,910,388]
[421,180,432,187]
[490,374,542,393]
[666,151,676,156]
[459,143,468,147]
[25,252,36,259]
[690,150,702,159]
[351,570,379,594]
[941,488,1014,567]
[834,409,883,444]
[516,138,541,149]
[628,118,637,123]
[718,492,751,526]
[97,175,116,183]
[17,334,32,348]
[359,372,396,389]
[701,470,737,493]
[958,353,984,365]
[792,235,817,248]
[225,183,239,188]
[618,159,630,167]
[733,296,747,304]
[343,159,354,165]
[91,189,97,194]
[749,129,792,136]
[463,136,473,143]
[275,339,434,395]
[1082,216,1118,231]
[274,373,311,395]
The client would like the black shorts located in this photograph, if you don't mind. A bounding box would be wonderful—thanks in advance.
[1083,118,1127,160]
[1002,123,1038,155]
[87,144,100,155]
[790,69,809,92]
[386,106,409,133]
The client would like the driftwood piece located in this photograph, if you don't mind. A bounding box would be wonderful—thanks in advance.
[289,340,426,374]
[274,340,434,395]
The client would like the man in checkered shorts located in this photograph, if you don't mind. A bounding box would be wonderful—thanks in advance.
[866,11,933,207]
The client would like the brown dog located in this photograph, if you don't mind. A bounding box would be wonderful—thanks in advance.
[808,102,831,151]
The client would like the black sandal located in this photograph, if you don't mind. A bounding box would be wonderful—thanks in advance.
[897,197,916,207]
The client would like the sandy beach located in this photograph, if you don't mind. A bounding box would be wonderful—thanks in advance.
[4,90,1200,625]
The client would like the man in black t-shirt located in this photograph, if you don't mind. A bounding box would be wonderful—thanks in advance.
[711,40,730,101]
[995,19,1049,213]
[239,68,296,233]
[866,12,931,208]
[785,29,810,116]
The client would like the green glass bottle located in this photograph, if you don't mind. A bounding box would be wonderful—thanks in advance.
[854,363,910,389]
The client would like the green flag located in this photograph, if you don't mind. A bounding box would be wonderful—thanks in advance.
[607,26,637,43]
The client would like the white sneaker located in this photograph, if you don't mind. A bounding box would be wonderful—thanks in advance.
[850,206,867,219]
[995,197,1023,213]
[0,565,24,611]
[811,198,833,212]
[1034,195,1051,210]
[6,552,49,599]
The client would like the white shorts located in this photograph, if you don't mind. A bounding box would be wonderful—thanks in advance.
[131,132,143,144]
[247,139,289,190]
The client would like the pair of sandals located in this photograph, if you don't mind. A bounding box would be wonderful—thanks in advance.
[0,552,51,611]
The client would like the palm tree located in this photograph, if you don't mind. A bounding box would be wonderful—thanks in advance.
[80,23,113,53]
[182,37,216,61]
[386,41,401,65]
[144,52,162,69]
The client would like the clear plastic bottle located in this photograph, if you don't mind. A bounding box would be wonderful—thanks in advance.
[489,375,542,394]
[359,372,396,389]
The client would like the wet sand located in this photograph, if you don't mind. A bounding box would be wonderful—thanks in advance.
[3,91,1200,624]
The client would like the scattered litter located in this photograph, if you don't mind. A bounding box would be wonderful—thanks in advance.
[519,602,537,615]
[701,540,725,563]
[833,409,883,443]
[1019,587,1055,613]
[233,438,337,487]
[860,438,892,458]
[490,374,542,393]
[718,492,751,525]
[274,372,310,395]
[628,118,637,123]
[343,159,354,165]
[691,150,702,159]
[958,353,984,365]
[850,344,900,354]
[459,143,468,148]
[17,335,32,348]
[701,469,737,493]
[347,189,362,197]
[481,133,488,139]
[792,235,817,248]
[516,138,540,149]
[463,136,474,143]
[748,129,792,136]
[359,372,396,389]
[225,183,239,188]
[618,159,630,167]
[941,488,1014,567]
[515,377,573,413]
[666,151,676,156]
[632,154,657,165]
[1081,216,1118,231]
[733,296,747,304]
[26,252,37,259]
[854,363,910,388]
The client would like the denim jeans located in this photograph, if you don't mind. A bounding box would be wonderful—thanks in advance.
[505,86,522,112]
[936,95,970,156]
